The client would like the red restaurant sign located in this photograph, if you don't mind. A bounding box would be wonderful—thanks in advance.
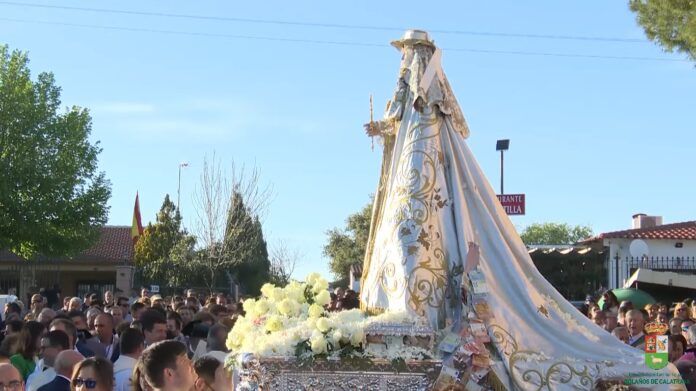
[497,194,525,215]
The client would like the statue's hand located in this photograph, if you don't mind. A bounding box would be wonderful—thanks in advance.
[364,121,381,137]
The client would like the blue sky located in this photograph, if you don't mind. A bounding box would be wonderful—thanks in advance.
[1,1,694,280]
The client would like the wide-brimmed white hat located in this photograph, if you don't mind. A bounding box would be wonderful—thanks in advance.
[391,29,435,50]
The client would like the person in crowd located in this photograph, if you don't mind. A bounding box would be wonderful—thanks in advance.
[591,309,605,328]
[131,303,147,323]
[604,312,618,332]
[140,288,150,300]
[116,298,130,320]
[103,292,113,309]
[675,302,691,321]
[141,311,167,347]
[11,321,45,380]
[67,299,81,314]
[113,329,144,391]
[680,325,696,362]
[684,319,696,342]
[204,324,229,361]
[175,307,194,331]
[671,318,684,336]
[611,326,630,344]
[139,340,196,391]
[66,312,99,356]
[93,314,119,363]
[625,310,646,349]
[37,350,83,391]
[675,360,696,391]
[106,306,124,328]
[193,356,232,391]
[70,357,113,391]
[37,310,56,328]
[644,304,657,321]
[4,321,23,338]
[49,319,93,358]
[84,309,101,332]
[26,330,70,391]
[150,296,165,310]
[670,334,688,363]
[170,297,184,311]
[165,313,186,345]
[184,297,199,312]
[0,363,24,391]
[25,295,45,322]
[60,298,71,313]
[191,313,214,328]
[656,311,669,325]
[0,334,22,358]
[214,294,227,307]
[4,303,22,323]
[600,290,619,316]
[207,305,227,320]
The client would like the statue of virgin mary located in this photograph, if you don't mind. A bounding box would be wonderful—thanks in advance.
[360,30,684,390]
[360,30,470,330]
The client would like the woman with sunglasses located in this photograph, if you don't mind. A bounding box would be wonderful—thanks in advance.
[71,357,113,391]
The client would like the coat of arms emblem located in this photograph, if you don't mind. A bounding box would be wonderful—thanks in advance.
[644,322,669,370]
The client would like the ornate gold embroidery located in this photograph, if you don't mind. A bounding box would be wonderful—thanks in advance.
[488,324,603,391]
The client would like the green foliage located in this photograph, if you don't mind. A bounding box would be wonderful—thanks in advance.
[197,191,270,294]
[520,222,593,245]
[629,0,696,61]
[0,45,111,258]
[323,201,372,280]
[134,195,192,286]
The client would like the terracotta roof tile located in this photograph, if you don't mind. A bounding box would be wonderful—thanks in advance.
[0,226,133,263]
[594,221,696,241]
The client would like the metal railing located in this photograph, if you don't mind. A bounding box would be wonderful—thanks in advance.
[626,256,696,272]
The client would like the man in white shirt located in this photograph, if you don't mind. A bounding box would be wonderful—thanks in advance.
[113,328,145,391]
[26,330,70,391]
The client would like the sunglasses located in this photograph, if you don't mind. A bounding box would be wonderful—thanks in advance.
[683,326,691,331]
[73,378,97,389]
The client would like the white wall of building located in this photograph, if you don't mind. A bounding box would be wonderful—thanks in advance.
[605,238,696,289]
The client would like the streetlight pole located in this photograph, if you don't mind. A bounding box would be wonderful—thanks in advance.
[495,139,509,194]
[177,162,189,211]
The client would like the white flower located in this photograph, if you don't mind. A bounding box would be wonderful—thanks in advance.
[260,283,275,298]
[316,317,331,333]
[265,316,283,333]
[271,287,285,302]
[308,303,324,318]
[242,299,256,314]
[312,278,329,294]
[277,298,294,316]
[254,299,270,315]
[314,290,331,307]
[306,272,322,285]
[310,335,329,354]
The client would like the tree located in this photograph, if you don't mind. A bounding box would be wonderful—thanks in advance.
[323,201,372,281]
[629,0,696,61]
[134,195,193,287]
[0,45,111,258]
[519,223,593,246]
[192,155,272,294]
[269,240,300,286]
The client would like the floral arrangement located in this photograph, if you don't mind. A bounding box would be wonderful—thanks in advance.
[226,273,433,367]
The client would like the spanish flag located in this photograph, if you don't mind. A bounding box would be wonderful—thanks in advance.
[131,192,144,244]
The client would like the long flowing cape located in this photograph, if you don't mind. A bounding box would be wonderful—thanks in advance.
[360,31,683,390]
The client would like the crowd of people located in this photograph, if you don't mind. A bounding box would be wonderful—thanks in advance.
[0,285,361,391]
[582,290,696,384]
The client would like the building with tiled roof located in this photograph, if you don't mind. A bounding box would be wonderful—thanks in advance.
[582,214,696,291]
[0,226,135,301]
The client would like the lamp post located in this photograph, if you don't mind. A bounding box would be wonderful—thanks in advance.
[495,139,509,194]
[177,162,189,211]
